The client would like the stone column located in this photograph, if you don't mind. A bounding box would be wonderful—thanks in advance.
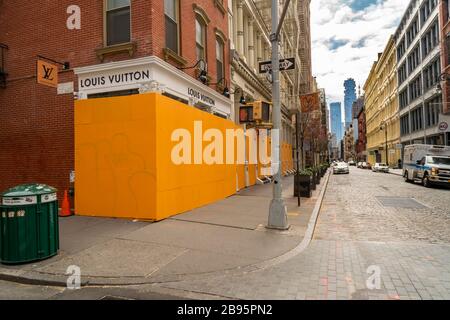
[236,1,244,56]
[248,18,255,68]
[256,31,262,62]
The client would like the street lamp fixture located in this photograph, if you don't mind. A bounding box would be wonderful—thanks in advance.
[227,87,247,104]
[380,122,389,166]
[178,59,208,85]
[210,77,234,98]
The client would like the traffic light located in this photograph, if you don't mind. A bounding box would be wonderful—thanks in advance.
[239,101,272,124]
[239,105,254,123]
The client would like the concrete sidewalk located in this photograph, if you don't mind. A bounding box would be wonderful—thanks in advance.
[0,172,331,287]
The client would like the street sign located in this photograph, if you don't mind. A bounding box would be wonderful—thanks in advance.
[37,59,58,88]
[439,122,448,132]
[258,58,296,74]
[396,144,403,150]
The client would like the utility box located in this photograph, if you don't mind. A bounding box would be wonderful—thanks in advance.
[0,184,59,264]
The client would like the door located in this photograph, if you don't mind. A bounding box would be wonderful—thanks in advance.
[416,157,426,179]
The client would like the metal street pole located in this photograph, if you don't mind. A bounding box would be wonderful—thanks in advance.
[268,0,289,230]
[385,127,388,166]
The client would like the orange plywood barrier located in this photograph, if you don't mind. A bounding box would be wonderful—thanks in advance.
[75,93,241,221]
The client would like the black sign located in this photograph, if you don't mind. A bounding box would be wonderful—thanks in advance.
[258,58,296,74]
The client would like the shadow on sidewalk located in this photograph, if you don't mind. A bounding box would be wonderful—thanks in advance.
[0,174,330,285]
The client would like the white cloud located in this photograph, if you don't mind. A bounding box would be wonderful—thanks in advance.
[311,0,409,106]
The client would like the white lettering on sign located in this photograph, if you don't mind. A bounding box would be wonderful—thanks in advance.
[80,70,151,89]
[41,193,57,204]
[2,196,38,206]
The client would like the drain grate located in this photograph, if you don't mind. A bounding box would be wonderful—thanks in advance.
[376,197,427,209]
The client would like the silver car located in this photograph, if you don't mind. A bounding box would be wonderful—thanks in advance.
[372,163,390,173]
[333,162,350,174]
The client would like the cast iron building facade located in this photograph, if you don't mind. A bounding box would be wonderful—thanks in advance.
[395,0,446,146]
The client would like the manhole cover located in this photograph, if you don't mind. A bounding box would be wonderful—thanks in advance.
[376,197,427,209]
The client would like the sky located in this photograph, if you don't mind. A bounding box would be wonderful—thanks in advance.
[311,0,410,109]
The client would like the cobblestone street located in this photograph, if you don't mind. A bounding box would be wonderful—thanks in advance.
[155,168,450,300]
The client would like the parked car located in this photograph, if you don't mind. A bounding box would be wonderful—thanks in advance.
[360,162,369,169]
[348,160,356,166]
[333,162,350,174]
[357,162,363,168]
[372,163,390,173]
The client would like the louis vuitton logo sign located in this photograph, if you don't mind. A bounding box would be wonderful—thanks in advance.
[37,60,58,88]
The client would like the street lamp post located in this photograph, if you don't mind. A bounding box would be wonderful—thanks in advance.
[380,123,388,166]
[267,0,290,230]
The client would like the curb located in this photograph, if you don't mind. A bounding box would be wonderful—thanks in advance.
[0,170,332,288]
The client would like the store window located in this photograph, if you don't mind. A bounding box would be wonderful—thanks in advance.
[216,38,224,82]
[88,89,139,99]
[106,0,131,46]
[165,0,179,54]
[196,18,207,62]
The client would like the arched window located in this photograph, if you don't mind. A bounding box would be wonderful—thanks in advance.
[195,17,207,62]
[216,38,224,82]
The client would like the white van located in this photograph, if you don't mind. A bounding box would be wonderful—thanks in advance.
[403,144,450,187]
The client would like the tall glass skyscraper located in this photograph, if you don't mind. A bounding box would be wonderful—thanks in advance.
[330,102,343,142]
[344,78,356,129]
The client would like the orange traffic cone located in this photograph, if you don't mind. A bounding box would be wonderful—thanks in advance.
[59,190,72,217]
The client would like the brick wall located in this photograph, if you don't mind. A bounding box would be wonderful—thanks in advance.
[0,0,229,205]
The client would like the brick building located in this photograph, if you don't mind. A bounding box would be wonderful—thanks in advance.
[356,107,367,162]
[0,1,230,202]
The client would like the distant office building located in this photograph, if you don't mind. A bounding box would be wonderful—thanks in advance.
[344,78,357,129]
[330,102,343,142]
[352,96,365,120]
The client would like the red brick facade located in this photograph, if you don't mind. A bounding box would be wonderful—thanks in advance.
[0,1,229,202]
[356,108,367,161]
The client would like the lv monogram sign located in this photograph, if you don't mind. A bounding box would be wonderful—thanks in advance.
[37,59,58,88]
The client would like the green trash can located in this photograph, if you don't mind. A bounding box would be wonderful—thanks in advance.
[0,184,59,265]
